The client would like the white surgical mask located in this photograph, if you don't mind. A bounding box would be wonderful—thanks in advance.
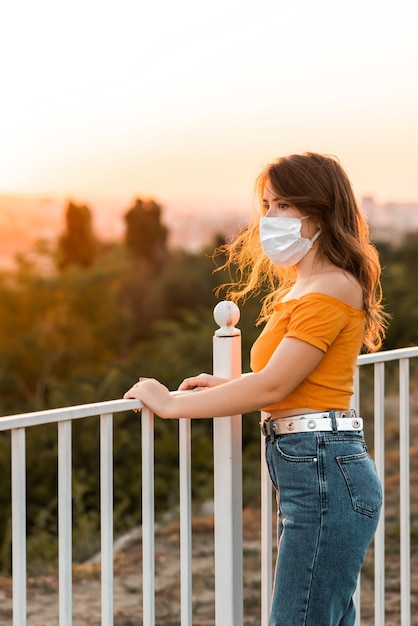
[259,216,321,268]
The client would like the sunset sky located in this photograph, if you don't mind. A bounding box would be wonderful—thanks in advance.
[1,0,417,214]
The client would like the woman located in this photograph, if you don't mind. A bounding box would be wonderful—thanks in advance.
[124,152,388,625]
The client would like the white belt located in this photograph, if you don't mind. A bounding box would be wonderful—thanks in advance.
[260,410,363,437]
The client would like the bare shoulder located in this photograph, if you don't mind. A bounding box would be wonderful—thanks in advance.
[314,270,363,309]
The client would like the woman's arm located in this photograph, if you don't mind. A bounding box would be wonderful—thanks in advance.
[123,336,324,419]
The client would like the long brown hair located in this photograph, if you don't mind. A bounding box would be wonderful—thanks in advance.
[217,152,388,352]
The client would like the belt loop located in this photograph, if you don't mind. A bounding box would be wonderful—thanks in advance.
[268,421,275,443]
[329,408,338,433]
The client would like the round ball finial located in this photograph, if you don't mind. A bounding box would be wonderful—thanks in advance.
[214,301,240,336]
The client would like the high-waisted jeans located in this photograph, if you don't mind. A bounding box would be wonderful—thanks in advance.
[265,429,382,626]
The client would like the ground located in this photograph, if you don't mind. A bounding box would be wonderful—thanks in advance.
[0,507,417,625]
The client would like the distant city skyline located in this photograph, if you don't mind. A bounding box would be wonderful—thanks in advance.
[361,196,418,242]
[0,191,417,269]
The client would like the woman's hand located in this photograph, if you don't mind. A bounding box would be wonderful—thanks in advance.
[178,373,229,391]
[123,373,230,419]
[123,377,174,418]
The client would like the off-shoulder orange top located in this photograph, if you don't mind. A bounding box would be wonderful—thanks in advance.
[250,292,365,411]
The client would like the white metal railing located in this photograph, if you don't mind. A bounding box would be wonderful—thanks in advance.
[0,303,416,625]
[2,399,139,626]
[353,346,418,626]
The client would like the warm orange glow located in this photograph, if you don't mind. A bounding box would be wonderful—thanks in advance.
[1,0,417,207]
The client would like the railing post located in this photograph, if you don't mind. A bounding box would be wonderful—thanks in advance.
[141,407,155,626]
[399,358,411,626]
[212,301,243,626]
[100,413,114,626]
[58,420,73,626]
[260,409,272,626]
[179,418,192,626]
[11,428,27,626]
[352,366,362,626]
[374,362,386,625]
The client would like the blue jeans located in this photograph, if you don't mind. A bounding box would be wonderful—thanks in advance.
[265,429,382,626]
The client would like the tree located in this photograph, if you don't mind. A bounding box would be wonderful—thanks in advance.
[124,198,168,270]
[57,201,98,269]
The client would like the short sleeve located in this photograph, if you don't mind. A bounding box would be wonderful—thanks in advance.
[284,295,352,352]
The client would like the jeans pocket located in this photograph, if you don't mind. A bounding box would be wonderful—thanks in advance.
[336,451,382,517]
[275,434,318,462]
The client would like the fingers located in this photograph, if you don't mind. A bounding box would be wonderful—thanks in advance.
[178,373,209,390]
[178,373,230,391]
[123,377,149,410]
[123,388,141,413]
[178,378,200,390]
[178,380,191,391]
[124,377,165,414]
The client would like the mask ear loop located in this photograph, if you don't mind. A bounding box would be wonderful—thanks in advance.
[309,228,321,244]
[299,216,321,245]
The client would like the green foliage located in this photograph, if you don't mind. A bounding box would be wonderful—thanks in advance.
[377,233,418,348]
[0,246,132,414]
[0,199,417,572]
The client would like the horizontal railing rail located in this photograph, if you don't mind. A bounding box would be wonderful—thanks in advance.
[0,398,140,431]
